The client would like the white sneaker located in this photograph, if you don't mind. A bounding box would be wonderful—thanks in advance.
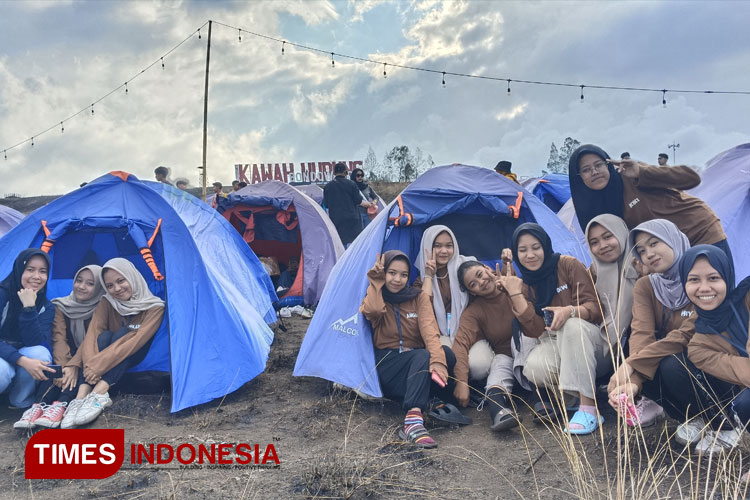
[73,392,113,426]
[636,397,665,427]
[13,403,45,430]
[300,308,313,319]
[279,307,292,318]
[694,427,743,455]
[675,418,706,446]
[61,398,85,429]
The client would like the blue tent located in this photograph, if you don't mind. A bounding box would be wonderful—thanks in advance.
[0,172,275,412]
[294,165,591,397]
[521,173,571,213]
[690,143,750,284]
[0,204,24,237]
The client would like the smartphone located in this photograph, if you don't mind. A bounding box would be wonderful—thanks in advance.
[543,309,554,327]
[47,364,63,379]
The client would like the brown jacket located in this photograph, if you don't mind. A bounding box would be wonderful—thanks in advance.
[66,299,164,377]
[622,164,725,246]
[51,308,91,365]
[626,276,696,387]
[412,275,451,312]
[687,292,750,387]
[452,288,514,386]
[515,255,602,338]
[360,268,446,369]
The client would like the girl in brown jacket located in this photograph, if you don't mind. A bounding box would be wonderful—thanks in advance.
[360,251,458,448]
[682,245,749,454]
[61,258,165,428]
[498,223,604,435]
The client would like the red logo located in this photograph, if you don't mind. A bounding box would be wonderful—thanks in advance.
[25,429,125,479]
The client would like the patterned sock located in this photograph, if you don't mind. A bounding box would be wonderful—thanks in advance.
[403,409,436,446]
[568,404,598,430]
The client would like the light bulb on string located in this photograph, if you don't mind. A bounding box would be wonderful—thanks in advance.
[161,57,165,70]
[125,82,128,94]
[238,29,242,43]
[281,41,285,55]
[198,29,201,40]
[507,79,511,96]
[3,150,6,160]
[61,122,64,133]
[331,52,335,68]
[662,89,667,108]
[442,72,446,87]
[580,85,584,103]
[31,137,34,147]
[91,104,95,116]
[383,63,387,79]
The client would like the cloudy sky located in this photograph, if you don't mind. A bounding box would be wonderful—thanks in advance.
[1,0,748,195]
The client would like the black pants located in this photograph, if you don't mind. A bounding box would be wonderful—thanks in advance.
[79,327,153,388]
[375,346,456,411]
[35,380,77,405]
[641,352,734,429]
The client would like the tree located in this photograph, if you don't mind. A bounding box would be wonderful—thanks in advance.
[363,146,379,180]
[545,137,580,173]
[382,145,433,182]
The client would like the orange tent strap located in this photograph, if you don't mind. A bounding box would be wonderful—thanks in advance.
[41,240,53,253]
[41,220,50,237]
[109,171,130,182]
[509,191,523,219]
[140,248,164,281]
[537,179,550,183]
[147,218,162,248]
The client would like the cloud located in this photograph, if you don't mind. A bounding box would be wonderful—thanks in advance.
[495,102,527,121]
[290,79,353,126]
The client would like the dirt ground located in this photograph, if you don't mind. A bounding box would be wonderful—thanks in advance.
[0,316,735,500]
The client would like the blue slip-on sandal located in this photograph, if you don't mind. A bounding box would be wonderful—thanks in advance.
[565,410,604,435]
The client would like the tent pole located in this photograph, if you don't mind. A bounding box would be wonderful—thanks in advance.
[200,20,212,202]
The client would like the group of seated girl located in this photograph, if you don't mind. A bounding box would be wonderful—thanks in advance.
[362,145,746,454]
[0,251,164,430]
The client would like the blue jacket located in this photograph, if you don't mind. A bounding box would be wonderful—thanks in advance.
[0,287,54,364]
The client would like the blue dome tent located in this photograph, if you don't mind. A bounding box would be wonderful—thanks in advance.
[294,165,591,397]
[522,173,571,213]
[0,172,276,412]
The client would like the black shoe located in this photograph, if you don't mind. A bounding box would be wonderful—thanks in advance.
[490,408,521,432]
[428,401,472,426]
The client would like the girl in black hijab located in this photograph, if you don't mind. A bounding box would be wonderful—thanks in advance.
[350,168,378,228]
[1,249,56,421]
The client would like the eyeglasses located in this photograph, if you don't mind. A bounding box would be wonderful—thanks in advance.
[578,161,607,177]
[355,174,364,178]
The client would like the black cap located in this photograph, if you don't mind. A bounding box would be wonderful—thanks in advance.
[495,161,512,173]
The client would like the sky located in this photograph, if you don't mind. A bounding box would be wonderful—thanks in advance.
[0,0,748,196]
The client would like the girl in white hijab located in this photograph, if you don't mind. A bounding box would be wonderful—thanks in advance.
[415,225,494,382]
[61,258,165,428]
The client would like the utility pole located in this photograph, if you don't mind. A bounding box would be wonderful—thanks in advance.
[200,20,212,202]
[668,141,680,165]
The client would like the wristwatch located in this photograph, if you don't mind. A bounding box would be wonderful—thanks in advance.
[569,305,577,318]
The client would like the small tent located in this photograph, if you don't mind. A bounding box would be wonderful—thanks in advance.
[521,173,571,213]
[0,204,24,237]
[295,184,324,205]
[220,180,344,306]
[0,172,275,412]
[690,143,750,283]
[294,165,591,397]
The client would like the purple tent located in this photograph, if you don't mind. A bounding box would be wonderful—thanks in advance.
[0,204,24,237]
[690,143,750,283]
[295,184,324,204]
[222,180,344,305]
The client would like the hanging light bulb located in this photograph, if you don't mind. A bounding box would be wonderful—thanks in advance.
[91,104,95,115]
[507,79,511,96]
[281,41,285,55]
[161,57,165,70]
[125,82,128,94]
[3,150,6,160]
[198,29,201,40]
[61,122,64,133]
[331,52,335,67]
[238,29,242,42]
[31,137,34,147]
[383,63,387,79]
[580,85,584,103]
[662,89,667,108]
[442,71,446,87]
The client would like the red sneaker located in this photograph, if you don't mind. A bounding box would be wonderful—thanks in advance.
[13,403,45,430]
[35,401,68,428]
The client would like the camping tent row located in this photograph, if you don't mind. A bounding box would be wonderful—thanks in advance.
[294,164,590,397]
[0,172,278,412]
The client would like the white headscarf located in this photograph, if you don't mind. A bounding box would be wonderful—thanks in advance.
[585,215,638,343]
[101,258,165,317]
[51,265,106,347]
[414,225,471,341]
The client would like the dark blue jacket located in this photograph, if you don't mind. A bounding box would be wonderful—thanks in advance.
[0,287,55,364]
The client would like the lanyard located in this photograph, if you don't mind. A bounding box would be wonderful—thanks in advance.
[393,305,403,353]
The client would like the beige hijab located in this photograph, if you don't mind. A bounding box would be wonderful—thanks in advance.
[585,214,638,343]
[101,258,165,317]
[52,265,105,347]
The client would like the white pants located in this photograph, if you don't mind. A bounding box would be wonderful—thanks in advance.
[522,318,612,400]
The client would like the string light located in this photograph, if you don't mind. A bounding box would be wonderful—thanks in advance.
[507,79,511,95]
[198,29,201,40]
[125,82,128,94]
[3,150,6,160]
[580,85,584,102]
[161,57,165,69]
[281,41,285,55]
[383,63,387,79]
[331,52,335,67]
[442,71,446,87]
[238,29,242,43]
[60,122,64,133]
[31,137,34,147]
[91,104,94,115]
[662,89,667,108]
